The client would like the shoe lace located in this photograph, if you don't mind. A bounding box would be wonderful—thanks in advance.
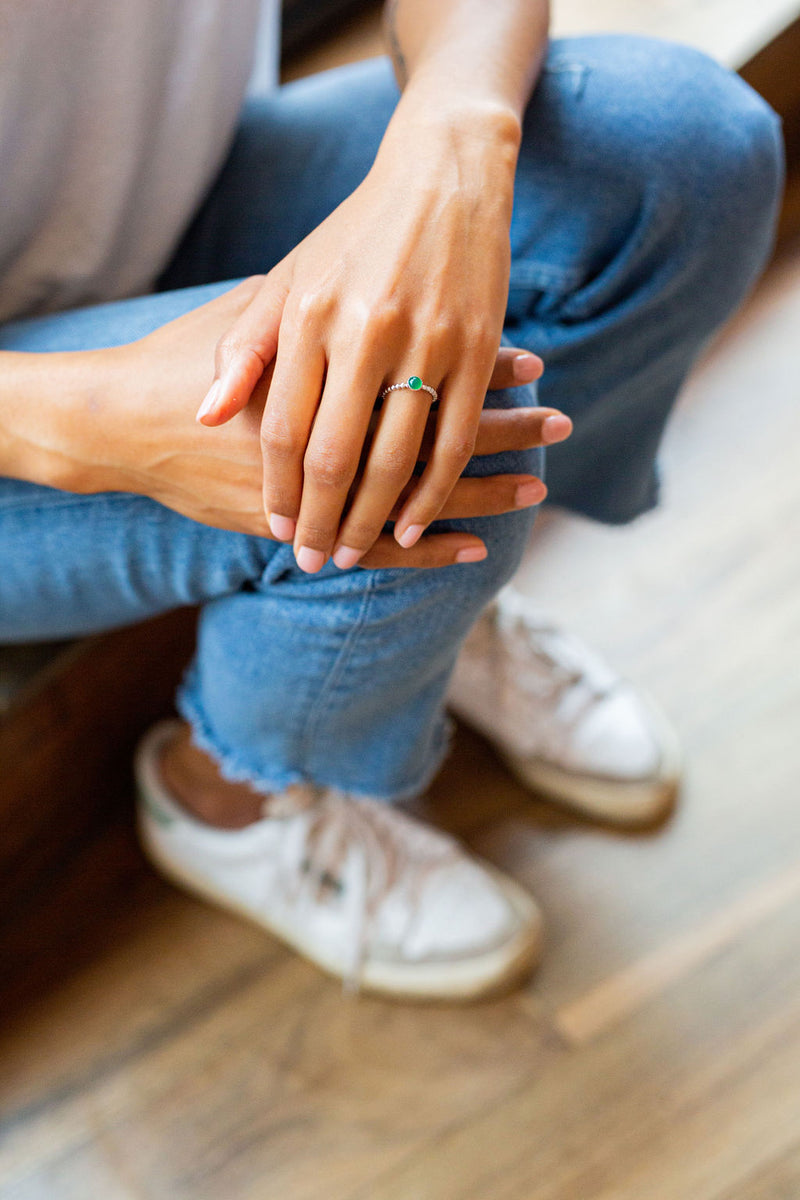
[494,596,617,721]
[268,785,462,995]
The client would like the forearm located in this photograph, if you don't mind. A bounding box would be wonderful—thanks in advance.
[0,349,120,492]
[383,0,549,122]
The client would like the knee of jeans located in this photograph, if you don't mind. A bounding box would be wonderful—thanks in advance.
[562,37,782,233]
[570,37,784,317]
[615,40,782,236]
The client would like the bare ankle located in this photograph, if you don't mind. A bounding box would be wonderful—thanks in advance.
[158,722,268,829]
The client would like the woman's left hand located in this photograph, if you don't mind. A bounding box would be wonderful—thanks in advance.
[196,96,523,573]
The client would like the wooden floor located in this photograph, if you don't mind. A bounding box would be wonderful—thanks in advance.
[3,8,800,1200]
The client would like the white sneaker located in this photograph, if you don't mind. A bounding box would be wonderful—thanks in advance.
[134,721,543,1002]
[447,586,681,826]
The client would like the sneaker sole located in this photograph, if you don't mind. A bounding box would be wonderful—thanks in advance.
[490,689,682,829]
[135,731,543,1003]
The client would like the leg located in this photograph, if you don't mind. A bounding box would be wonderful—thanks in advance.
[0,288,540,802]
[506,35,783,521]
[1,291,544,1000]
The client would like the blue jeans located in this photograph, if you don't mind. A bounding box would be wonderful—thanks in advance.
[0,40,783,801]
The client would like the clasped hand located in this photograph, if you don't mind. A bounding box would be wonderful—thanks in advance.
[195,114,555,572]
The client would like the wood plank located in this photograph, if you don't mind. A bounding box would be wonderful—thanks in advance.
[0,645,69,717]
[551,0,800,70]
[338,891,800,1200]
[0,610,196,984]
[555,853,800,1046]
[716,1142,800,1200]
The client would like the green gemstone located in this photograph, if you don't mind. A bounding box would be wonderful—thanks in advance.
[408,375,423,390]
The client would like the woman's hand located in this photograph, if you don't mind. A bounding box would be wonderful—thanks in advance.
[195,96,523,573]
[52,283,567,568]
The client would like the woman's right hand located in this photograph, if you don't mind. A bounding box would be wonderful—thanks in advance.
[69,282,569,567]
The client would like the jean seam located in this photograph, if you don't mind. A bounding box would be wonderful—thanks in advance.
[294,571,381,771]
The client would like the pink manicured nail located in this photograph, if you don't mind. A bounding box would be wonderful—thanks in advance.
[296,546,327,573]
[269,514,296,541]
[196,379,221,422]
[542,414,572,443]
[515,480,547,507]
[396,524,425,549]
[456,546,488,563]
[333,545,363,570]
[513,353,541,383]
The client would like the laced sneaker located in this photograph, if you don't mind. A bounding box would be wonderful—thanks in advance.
[447,586,681,826]
[134,721,543,1002]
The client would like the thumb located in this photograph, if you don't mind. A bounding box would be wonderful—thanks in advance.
[196,264,293,426]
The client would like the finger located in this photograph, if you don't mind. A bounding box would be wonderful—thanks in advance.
[487,348,544,391]
[331,385,434,570]
[360,532,488,570]
[291,357,385,572]
[416,406,573,459]
[388,473,547,521]
[196,264,293,426]
[259,330,328,543]
[392,360,485,549]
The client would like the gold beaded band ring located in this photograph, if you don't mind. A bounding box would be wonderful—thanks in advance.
[380,375,439,404]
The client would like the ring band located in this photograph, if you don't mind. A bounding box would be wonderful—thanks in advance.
[380,375,439,404]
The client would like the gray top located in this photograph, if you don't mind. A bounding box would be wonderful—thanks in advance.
[0,0,276,321]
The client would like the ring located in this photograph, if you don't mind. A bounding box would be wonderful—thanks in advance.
[380,375,439,404]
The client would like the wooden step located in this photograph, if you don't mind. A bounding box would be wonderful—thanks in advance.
[550,0,800,72]
[0,610,196,999]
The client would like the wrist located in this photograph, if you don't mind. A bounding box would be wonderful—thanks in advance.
[380,85,522,201]
[394,72,522,147]
[377,85,521,224]
[0,347,128,494]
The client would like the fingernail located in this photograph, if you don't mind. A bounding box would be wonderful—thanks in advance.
[542,414,572,443]
[396,524,425,549]
[333,545,363,570]
[515,480,547,507]
[196,379,221,422]
[269,513,296,541]
[456,546,488,563]
[296,546,327,573]
[513,353,541,383]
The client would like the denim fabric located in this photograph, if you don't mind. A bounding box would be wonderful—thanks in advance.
[0,38,783,800]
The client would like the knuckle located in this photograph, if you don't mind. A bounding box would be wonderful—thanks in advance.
[260,422,303,462]
[464,319,498,358]
[365,298,402,342]
[216,332,242,359]
[339,297,403,360]
[294,288,333,326]
[423,313,456,350]
[296,521,335,548]
[340,518,381,549]
[304,447,355,490]
[370,443,417,482]
[438,431,476,470]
